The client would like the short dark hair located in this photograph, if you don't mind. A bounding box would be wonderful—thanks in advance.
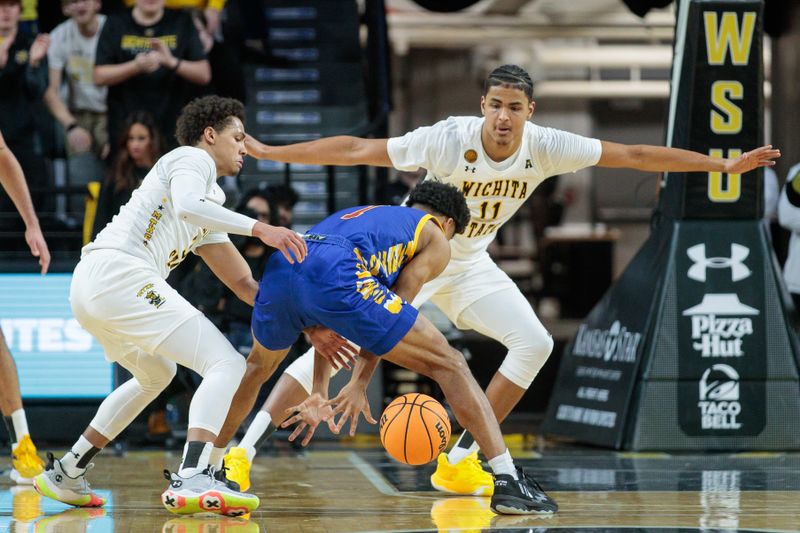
[266,184,299,209]
[408,181,471,235]
[483,64,534,101]
[175,95,245,146]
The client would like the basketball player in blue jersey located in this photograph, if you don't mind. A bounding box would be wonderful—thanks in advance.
[210,181,558,514]
[225,64,781,498]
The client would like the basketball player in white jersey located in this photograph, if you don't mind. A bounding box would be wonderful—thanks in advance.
[0,129,50,485]
[31,95,314,516]
[222,65,780,495]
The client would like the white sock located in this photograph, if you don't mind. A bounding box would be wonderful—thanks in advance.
[10,409,29,448]
[178,441,213,478]
[446,432,480,465]
[61,436,95,478]
[238,411,272,462]
[210,446,226,470]
[487,449,518,480]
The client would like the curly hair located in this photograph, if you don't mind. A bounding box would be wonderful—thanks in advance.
[407,181,471,235]
[175,95,245,146]
[483,64,534,101]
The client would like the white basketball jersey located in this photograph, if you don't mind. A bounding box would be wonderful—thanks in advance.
[388,116,601,260]
[84,146,229,278]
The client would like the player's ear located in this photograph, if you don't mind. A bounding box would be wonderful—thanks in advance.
[203,126,216,144]
[444,217,457,238]
[528,100,535,119]
[480,95,486,117]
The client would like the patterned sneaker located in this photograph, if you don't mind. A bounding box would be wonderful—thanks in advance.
[162,516,260,533]
[222,447,251,492]
[430,452,494,496]
[162,468,259,517]
[490,467,558,515]
[32,453,106,507]
[11,435,45,481]
[214,462,241,492]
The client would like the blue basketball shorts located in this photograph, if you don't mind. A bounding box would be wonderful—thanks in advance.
[251,235,418,355]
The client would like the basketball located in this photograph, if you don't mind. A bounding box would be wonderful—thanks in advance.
[379,393,451,465]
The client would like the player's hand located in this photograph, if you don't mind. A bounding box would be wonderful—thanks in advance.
[722,145,781,174]
[244,134,269,159]
[25,224,50,275]
[28,33,50,67]
[304,327,358,370]
[281,393,335,446]
[252,222,307,264]
[134,52,160,74]
[323,383,377,437]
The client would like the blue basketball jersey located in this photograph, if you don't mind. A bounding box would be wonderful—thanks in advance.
[308,205,437,288]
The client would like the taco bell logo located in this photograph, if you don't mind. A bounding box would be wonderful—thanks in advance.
[698,364,742,430]
[682,294,758,358]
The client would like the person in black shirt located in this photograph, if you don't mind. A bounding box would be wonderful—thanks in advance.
[92,110,164,237]
[0,0,50,218]
[94,0,210,152]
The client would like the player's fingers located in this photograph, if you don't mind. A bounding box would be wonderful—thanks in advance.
[349,414,360,437]
[39,241,50,275]
[364,406,377,425]
[301,425,316,447]
[278,245,295,265]
[288,422,306,442]
[290,234,307,261]
[287,240,304,264]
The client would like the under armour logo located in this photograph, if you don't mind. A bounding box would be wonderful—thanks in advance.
[170,480,183,488]
[464,165,476,173]
[164,495,176,507]
[55,474,62,482]
[687,243,751,282]
[71,451,80,459]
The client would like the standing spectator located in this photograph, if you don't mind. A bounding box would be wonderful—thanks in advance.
[0,0,50,219]
[44,0,108,205]
[122,0,245,101]
[94,0,210,152]
[92,111,164,236]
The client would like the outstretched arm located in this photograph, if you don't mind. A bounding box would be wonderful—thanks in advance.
[245,134,393,168]
[597,141,780,174]
[0,132,50,274]
[390,220,451,304]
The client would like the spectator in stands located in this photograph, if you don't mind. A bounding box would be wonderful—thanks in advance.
[122,0,245,101]
[94,0,210,153]
[92,111,164,236]
[778,163,800,309]
[0,0,50,217]
[44,0,108,203]
[265,183,298,228]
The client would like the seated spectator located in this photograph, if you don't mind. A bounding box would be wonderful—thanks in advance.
[94,0,210,153]
[0,0,50,219]
[44,0,108,210]
[265,183,298,228]
[91,111,163,237]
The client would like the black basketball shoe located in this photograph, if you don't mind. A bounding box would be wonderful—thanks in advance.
[213,462,241,492]
[490,467,558,515]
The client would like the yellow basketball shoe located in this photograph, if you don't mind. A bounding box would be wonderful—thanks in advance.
[222,447,251,492]
[430,496,494,532]
[430,452,494,496]
[11,435,45,482]
[11,486,43,522]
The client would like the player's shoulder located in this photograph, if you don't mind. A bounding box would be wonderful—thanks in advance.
[163,146,215,171]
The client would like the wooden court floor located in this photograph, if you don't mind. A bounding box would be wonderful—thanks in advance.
[1,445,799,532]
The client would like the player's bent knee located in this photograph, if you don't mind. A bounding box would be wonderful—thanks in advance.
[429,347,470,381]
[499,336,553,389]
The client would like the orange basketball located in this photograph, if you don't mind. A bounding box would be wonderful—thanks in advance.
[379,393,451,465]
